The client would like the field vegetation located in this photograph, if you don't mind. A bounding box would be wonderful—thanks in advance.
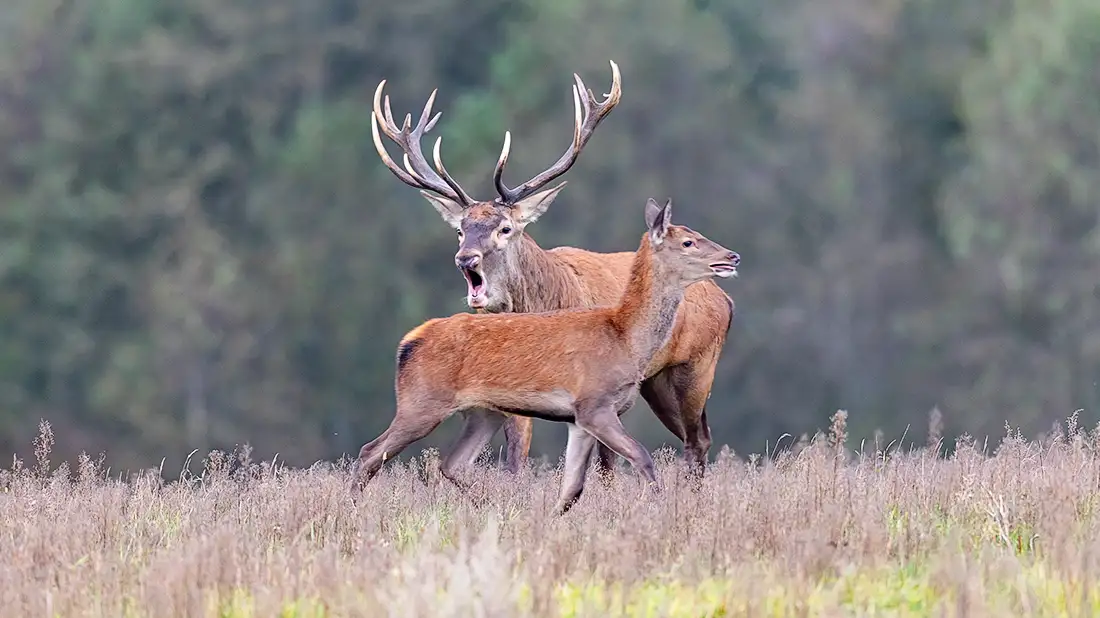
[3,412,1100,617]
[3,0,1100,473]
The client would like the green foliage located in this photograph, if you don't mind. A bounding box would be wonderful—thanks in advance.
[0,0,1095,467]
[934,0,1100,431]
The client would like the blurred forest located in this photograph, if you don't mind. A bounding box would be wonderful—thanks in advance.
[0,0,1098,471]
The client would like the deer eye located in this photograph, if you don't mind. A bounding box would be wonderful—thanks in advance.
[500,226,512,235]
[682,240,694,248]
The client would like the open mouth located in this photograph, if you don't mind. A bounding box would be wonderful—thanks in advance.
[709,263,738,278]
[462,267,487,306]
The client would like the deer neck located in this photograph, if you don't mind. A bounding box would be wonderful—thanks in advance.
[611,237,684,373]
[498,233,585,313]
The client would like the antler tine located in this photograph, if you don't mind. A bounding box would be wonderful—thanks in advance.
[573,75,592,117]
[494,60,623,205]
[402,153,418,179]
[378,87,399,138]
[425,111,443,133]
[433,137,475,204]
[571,84,583,155]
[369,79,477,206]
[372,80,438,190]
[492,131,513,200]
[371,111,433,192]
[418,89,439,129]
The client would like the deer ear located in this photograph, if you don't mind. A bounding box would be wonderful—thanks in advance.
[420,191,465,230]
[646,198,673,244]
[644,198,662,229]
[512,181,567,226]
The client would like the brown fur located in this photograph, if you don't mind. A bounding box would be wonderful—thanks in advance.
[465,213,734,479]
[349,200,740,514]
[367,64,735,481]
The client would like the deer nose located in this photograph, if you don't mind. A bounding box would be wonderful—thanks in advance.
[455,253,481,270]
[728,251,740,266]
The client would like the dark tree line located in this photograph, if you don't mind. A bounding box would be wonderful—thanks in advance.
[0,0,1096,470]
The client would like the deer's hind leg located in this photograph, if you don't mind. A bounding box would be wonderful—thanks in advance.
[501,415,533,474]
[592,437,623,486]
[638,370,688,443]
[441,408,508,489]
[553,423,599,515]
[350,397,453,491]
[641,359,717,479]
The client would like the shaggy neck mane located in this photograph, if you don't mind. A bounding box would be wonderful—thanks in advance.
[503,233,588,313]
[610,234,683,370]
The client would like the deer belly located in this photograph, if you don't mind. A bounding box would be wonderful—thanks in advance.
[457,388,577,422]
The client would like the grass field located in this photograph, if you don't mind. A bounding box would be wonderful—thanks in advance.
[3,412,1100,617]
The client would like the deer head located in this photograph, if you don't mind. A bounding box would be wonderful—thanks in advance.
[643,198,741,287]
[370,62,622,311]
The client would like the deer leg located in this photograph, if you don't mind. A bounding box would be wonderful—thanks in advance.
[441,409,507,489]
[553,423,599,515]
[350,401,451,491]
[640,364,721,478]
[675,360,718,479]
[638,369,688,444]
[653,362,717,479]
[501,414,533,474]
[591,393,647,484]
[575,402,659,495]
[592,437,620,487]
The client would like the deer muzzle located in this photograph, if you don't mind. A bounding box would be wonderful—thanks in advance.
[709,251,740,278]
[456,253,488,307]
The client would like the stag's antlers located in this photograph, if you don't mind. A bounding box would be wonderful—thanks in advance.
[370,60,622,208]
[493,60,622,205]
[370,81,475,206]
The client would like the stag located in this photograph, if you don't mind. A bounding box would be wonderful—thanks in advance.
[350,198,740,514]
[369,61,735,482]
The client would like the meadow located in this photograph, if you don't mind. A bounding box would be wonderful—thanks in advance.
[2,411,1100,618]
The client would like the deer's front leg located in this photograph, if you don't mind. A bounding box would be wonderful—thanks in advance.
[574,390,658,495]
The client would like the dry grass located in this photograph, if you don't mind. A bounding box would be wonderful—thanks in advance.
[3,412,1100,617]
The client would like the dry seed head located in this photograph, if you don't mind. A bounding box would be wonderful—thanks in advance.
[828,409,848,452]
[928,406,944,452]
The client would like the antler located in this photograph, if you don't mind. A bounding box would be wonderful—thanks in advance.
[493,60,622,205]
[370,80,477,206]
